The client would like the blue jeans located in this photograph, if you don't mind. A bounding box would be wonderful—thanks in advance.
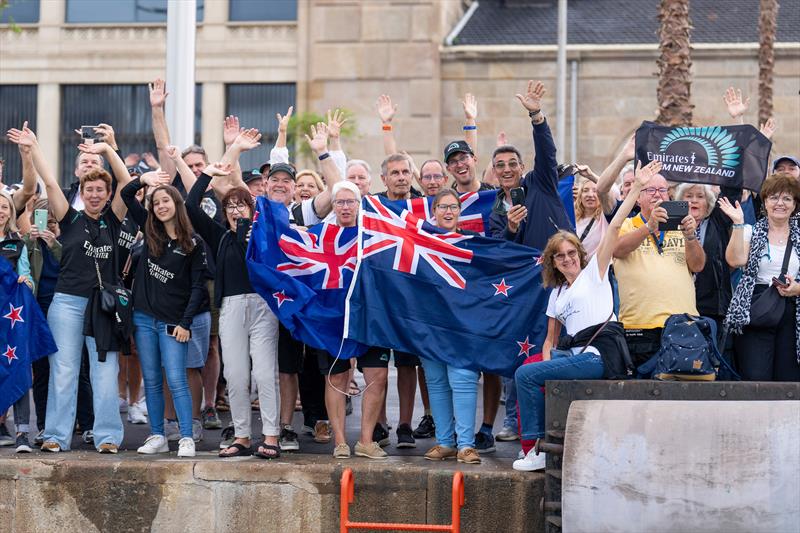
[515,352,604,440]
[133,311,194,438]
[43,292,123,450]
[502,376,518,429]
[420,357,480,450]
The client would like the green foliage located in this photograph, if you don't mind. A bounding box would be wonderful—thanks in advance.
[0,0,21,33]
[287,109,357,163]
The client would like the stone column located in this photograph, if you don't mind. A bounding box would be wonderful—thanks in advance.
[201,82,225,159]
[36,84,62,183]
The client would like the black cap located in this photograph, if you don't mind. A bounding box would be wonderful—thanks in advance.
[259,162,271,176]
[443,140,474,163]
[242,168,262,184]
[267,162,296,181]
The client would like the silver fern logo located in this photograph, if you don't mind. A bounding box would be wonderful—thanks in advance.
[659,126,741,169]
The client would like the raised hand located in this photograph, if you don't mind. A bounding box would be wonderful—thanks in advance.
[515,80,546,113]
[165,145,181,161]
[496,131,508,147]
[327,108,348,138]
[94,123,117,150]
[462,93,478,121]
[140,170,172,188]
[621,134,636,161]
[7,121,37,147]
[142,152,159,168]
[203,162,233,178]
[723,86,749,119]
[633,160,662,189]
[149,78,169,108]
[233,128,262,152]
[304,122,329,155]
[376,94,397,124]
[223,115,242,147]
[759,117,776,140]
[277,106,293,133]
[575,164,599,183]
[717,197,744,225]
[78,141,110,155]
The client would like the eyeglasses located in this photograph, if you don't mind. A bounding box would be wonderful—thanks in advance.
[766,194,794,205]
[494,160,520,171]
[447,154,471,167]
[421,174,446,182]
[333,199,358,207]
[225,203,248,212]
[553,249,578,262]
[642,187,669,196]
[435,204,460,212]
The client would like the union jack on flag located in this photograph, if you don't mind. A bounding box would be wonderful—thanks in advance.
[392,190,496,237]
[361,196,474,289]
[278,223,357,289]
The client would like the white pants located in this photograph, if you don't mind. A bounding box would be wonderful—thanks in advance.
[219,294,280,437]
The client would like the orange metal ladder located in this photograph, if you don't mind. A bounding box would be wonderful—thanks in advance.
[339,468,465,532]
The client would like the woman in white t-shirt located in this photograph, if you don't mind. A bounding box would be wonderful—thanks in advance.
[721,173,800,381]
[512,160,662,472]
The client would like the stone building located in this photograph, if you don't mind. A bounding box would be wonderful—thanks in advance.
[1,0,797,187]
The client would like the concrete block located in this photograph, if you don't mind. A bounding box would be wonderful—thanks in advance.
[408,78,436,116]
[0,479,15,530]
[396,117,439,152]
[214,482,322,532]
[362,5,411,42]
[151,482,213,532]
[312,5,361,43]
[311,43,390,80]
[411,5,436,41]
[389,43,436,78]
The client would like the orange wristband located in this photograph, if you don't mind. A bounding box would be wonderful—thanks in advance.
[382,124,392,131]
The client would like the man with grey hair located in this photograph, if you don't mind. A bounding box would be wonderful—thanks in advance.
[346,159,372,197]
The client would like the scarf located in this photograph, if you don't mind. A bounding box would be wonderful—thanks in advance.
[724,217,800,361]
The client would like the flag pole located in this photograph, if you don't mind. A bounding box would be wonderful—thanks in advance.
[166,0,197,150]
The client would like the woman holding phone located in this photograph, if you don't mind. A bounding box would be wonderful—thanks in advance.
[721,173,800,380]
[121,173,208,457]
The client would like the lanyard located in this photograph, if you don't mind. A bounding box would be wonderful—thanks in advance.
[639,214,664,255]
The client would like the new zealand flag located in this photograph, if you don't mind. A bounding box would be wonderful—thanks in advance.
[0,257,57,414]
[246,197,367,358]
[387,190,497,236]
[346,196,549,377]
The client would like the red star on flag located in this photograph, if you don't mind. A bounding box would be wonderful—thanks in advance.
[517,336,534,357]
[3,303,24,329]
[492,278,513,297]
[535,255,544,266]
[273,290,293,308]
[3,345,18,364]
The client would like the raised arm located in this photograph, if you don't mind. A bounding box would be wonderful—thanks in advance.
[377,94,398,156]
[723,86,749,126]
[7,125,69,222]
[596,135,635,214]
[306,123,340,218]
[12,123,37,211]
[270,106,292,165]
[164,145,198,193]
[515,80,558,194]
[462,93,478,155]
[186,164,231,248]
[149,78,176,178]
[219,128,261,196]
[718,197,749,268]
[598,161,661,273]
[77,140,132,221]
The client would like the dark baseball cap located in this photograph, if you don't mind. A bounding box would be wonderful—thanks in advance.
[443,140,474,163]
[259,162,271,175]
[267,162,296,181]
[773,155,800,172]
[242,168,262,184]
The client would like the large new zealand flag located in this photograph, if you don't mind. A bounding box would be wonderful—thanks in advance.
[0,257,57,414]
[346,196,549,377]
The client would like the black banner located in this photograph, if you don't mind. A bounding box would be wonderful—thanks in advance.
[635,121,772,192]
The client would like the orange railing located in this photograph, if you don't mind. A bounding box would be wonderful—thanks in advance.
[339,468,465,532]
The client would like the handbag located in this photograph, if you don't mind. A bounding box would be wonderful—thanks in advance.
[550,311,614,359]
[749,239,792,328]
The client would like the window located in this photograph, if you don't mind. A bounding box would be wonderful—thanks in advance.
[59,84,201,186]
[229,0,296,22]
[0,85,37,187]
[0,0,39,24]
[65,0,203,24]
[225,84,295,172]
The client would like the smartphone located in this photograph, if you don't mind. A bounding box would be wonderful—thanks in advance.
[772,275,789,288]
[166,324,191,339]
[510,187,525,207]
[34,209,48,231]
[80,125,100,143]
[659,201,689,231]
[236,218,252,242]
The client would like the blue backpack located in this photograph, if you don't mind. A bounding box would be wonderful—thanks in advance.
[638,314,731,381]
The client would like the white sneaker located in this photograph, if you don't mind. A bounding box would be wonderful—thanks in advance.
[165,419,180,442]
[513,449,546,472]
[177,437,195,457]
[192,419,203,442]
[119,397,128,413]
[127,402,148,425]
[135,397,148,416]
[137,434,169,455]
[496,426,520,441]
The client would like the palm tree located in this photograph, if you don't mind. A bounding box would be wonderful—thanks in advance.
[655,0,693,127]
[758,0,779,127]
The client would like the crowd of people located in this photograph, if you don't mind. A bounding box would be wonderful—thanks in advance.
[1,79,798,472]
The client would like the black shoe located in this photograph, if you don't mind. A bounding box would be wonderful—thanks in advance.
[279,425,300,451]
[396,423,416,449]
[474,431,496,454]
[373,423,390,447]
[0,425,13,446]
[15,433,32,453]
[345,396,353,416]
[412,414,435,439]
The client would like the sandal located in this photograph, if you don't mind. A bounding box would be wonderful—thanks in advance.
[215,395,230,413]
[348,380,361,396]
[219,442,252,458]
[254,443,281,460]
[251,399,260,411]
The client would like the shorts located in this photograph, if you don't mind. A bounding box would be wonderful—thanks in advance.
[318,346,390,375]
[207,280,220,336]
[278,323,303,374]
[624,327,663,368]
[393,349,420,367]
[186,311,212,368]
